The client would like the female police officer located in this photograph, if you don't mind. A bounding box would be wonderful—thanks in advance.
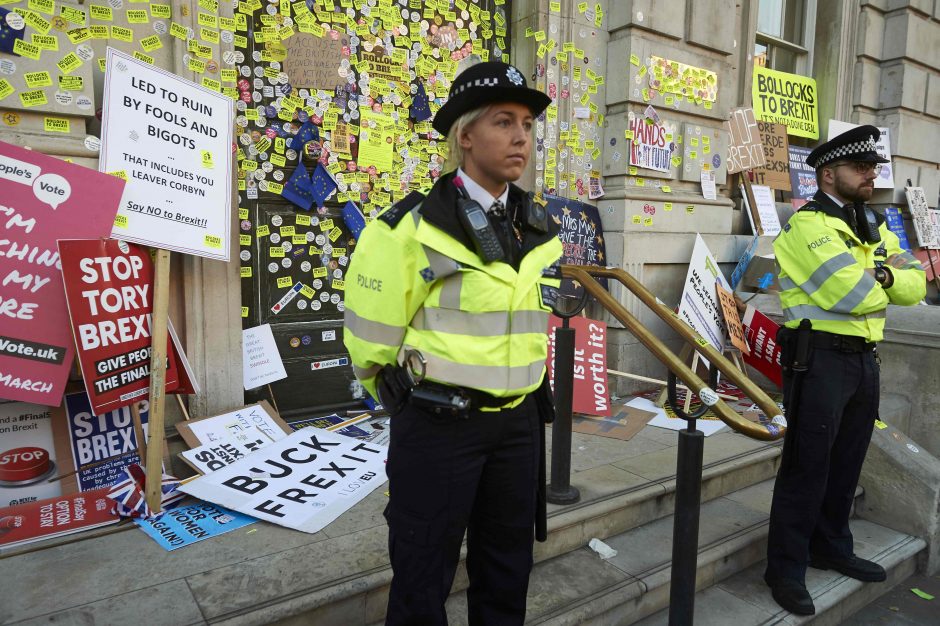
[344,61,559,625]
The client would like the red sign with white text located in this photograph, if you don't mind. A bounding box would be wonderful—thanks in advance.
[0,141,125,406]
[546,316,611,417]
[741,306,783,388]
[58,239,179,415]
[0,488,120,549]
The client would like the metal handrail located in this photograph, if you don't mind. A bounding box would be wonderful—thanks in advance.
[561,265,786,441]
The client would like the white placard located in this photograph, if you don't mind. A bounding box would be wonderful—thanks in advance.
[181,429,276,474]
[827,120,895,189]
[749,184,782,236]
[700,170,717,200]
[100,48,233,261]
[178,428,388,533]
[628,397,727,437]
[243,324,288,390]
[905,186,939,249]
[676,234,730,353]
[186,403,288,446]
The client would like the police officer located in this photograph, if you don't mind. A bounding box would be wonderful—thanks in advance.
[765,125,925,615]
[344,61,559,625]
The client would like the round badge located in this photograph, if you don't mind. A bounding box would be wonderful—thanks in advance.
[310,300,321,311]
[312,279,322,289]
[300,261,311,272]
[296,299,307,310]
[153,21,167,35]
[239,249,251,261]
[269,233,281,244]
[271,215,283,226]
[319,292,330,302]
[281,257,292,269]
[268,262,279,273]
[289,337,300,348]
[54,91,74,106]
[330,294,341,304]
[301,335,312,345]
[0,59,16,75]
[281,241,292,252]
[83,136,101,152]
[315,234,326,246]
[5,12,25,30]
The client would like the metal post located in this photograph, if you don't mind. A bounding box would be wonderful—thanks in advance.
[668,424,704,626]
[547,319,580,505]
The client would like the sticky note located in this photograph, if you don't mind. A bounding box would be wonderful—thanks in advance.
[57,52,83,74]
[240,266,252,278]
[43,117,70,133]
[13,40,41,60]
[114,214,129,228]
[24,71,52,88]
[19,90,48,108]
[0,80,13,101]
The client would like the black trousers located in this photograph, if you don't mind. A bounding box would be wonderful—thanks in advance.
[765,339,879,583]
[384,394,540,626]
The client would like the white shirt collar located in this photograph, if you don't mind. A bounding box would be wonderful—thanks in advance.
[457,167,509,213]
[824,192,846,208]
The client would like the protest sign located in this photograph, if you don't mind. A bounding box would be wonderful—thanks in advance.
[906,186,938,249]
[243,324,288,390]
[100,48,233,261]
[357,109,395,173]
[788,145,817,205]
[730,235,760,290]
[883,208,912,252]
[715,284,749,355]
[628,112,673,173]
[134,501,255,551]
[546,316,610,417]
[59,391,151,492]
[725,108,766,174]
[282,33,344,90]
[752,66,819,139]
[0,141,124,407]
[545,195,607,297]
[178,428,388,533]
[180,429,276,475]
[0,402,61,508]
[752,121,791,190]
[175,401,290,448]
[0,487,119,550]
[58,239,179,414]
[741,306,783,388]
[743,183,782,237]
[677,234,729,352]
[828,120,895,189]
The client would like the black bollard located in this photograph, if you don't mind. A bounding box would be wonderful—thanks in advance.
[547,319,580,505]
[668,425,704,626]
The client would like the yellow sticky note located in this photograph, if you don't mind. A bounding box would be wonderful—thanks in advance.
[13,40,42,60]
[89,5,112,21]
[665,202,673,211]
[204,234,223,249]
[256,224,270,237]
[240,266,252,278]
[874,419,888,430]
[632,215,641,224]
[239,234,252,246]
[126,9,148,23]
[686,205,695,214]
[24,71,52,88]
[57,52,82,75]
[43,117,69,133]
[113,214,129,228]
[241,306,249,317]
[140,35,163,52]
[661,185,672,193]
[133,52,154,65]
[110,27,133,41]
[0,80,13,101]
[31,34,58,51]
[19,90,48,108]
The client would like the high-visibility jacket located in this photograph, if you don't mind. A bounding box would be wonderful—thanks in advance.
[344,172,563,402]
[775,192,925,342]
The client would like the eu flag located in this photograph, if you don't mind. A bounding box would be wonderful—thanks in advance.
[410,81,432,122]
[309,162,338,207]
[289,120,320,152]
[0,7,25,55]
[341,200,366,238]
[282,163,315,211]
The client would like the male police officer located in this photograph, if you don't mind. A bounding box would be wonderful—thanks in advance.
[765,125,925,615]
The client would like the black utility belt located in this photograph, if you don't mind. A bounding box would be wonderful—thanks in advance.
[410,379,522,412]
[806,330,876,353]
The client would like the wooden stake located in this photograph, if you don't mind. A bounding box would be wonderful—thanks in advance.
[740,175,764,236]
[144,249,171,513]
[175,393,191,421]
[266,384,280,416]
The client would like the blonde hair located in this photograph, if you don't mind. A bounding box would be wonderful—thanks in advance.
[444,105,491,170]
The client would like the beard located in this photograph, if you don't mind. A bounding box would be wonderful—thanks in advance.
[834,175,874,203]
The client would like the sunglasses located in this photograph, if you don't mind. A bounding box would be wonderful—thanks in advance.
[829,161,883,176]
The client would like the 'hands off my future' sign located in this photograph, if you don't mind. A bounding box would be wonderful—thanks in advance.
[100,48,233,261]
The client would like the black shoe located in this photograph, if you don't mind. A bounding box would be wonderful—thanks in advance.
[809,554,887,582]
[766,577,816,615]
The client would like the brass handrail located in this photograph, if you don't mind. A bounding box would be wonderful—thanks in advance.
[561,265,786,441]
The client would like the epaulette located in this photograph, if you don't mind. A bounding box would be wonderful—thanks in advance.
[377,191,425,228]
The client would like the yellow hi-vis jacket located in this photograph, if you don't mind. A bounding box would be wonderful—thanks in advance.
[774,193,925,342]
[344,173,563,402]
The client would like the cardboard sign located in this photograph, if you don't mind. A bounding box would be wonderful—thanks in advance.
[906,186,938,249]
[0,141,125,407]
[178,428,388,534]
[743,183,782,237]
[243,324,288,390]
[100,48,233,261]
[628,113,672,173]
[788,145,817,202]
[677,234,730,352]
[572,404,654,441]
[752,66,819,139]
[725,108,766,174]
[282,33,344,90]
[0,487,120,549]
[134,501,255,551]
[58,239,179,414]
[715,284,750,355]
[0,402,62,508]
[546,316,611,417]
[752,121,791,190]
[180,429,276,475]
[741,306,783,388]
[175,401,290,448]
[828,120,895,189]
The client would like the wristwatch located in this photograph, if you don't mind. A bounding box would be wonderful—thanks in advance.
[874,266,889,286]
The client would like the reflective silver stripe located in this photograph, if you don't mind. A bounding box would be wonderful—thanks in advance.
[800,253,855,295]
[897,251,918,264]
[783,303,886,323]
[354,364,381,380]
[423,246,461,280]
[407,348,545,392]
[438,273,462,308]
[779,275,798,291]
[411,308,549,336]
[344,309,405,346]
[830,272,876,313]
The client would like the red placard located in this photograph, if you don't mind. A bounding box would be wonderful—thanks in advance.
[546,316,611,417]
[58,239,179,415]
[0,488,120,549]
[0,141,125,406]
[741,306,783,388]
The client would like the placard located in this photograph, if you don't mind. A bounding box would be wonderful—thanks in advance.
[628,112,672,173]
[725,108,766,174]
[744,183,782,237]
[730,235,760,290]
[544,195,607,297]
[906,186,938,249]
[677,234,730,352]
[546,316,610,417]
[752,66,819,139]
[180,429,276,475]
[0,402,61,508]
[282,33,344,90]
[741,306,783,388]
[752,121,791,191]
[715,284,750,355]
[357,109,395,173]
[175,401,290,448]
[100,48,233,261]
[0,141,125,407]
[178,428,388,533]
[243,324,288,390]
[0,487,119,550]
[58,239,179,414]
[788,145,817,205]
[134,501,255,551]
[828,120,895,189]
[883,207,912,252]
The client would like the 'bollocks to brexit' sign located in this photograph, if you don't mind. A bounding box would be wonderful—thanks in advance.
[752,66,819,140]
